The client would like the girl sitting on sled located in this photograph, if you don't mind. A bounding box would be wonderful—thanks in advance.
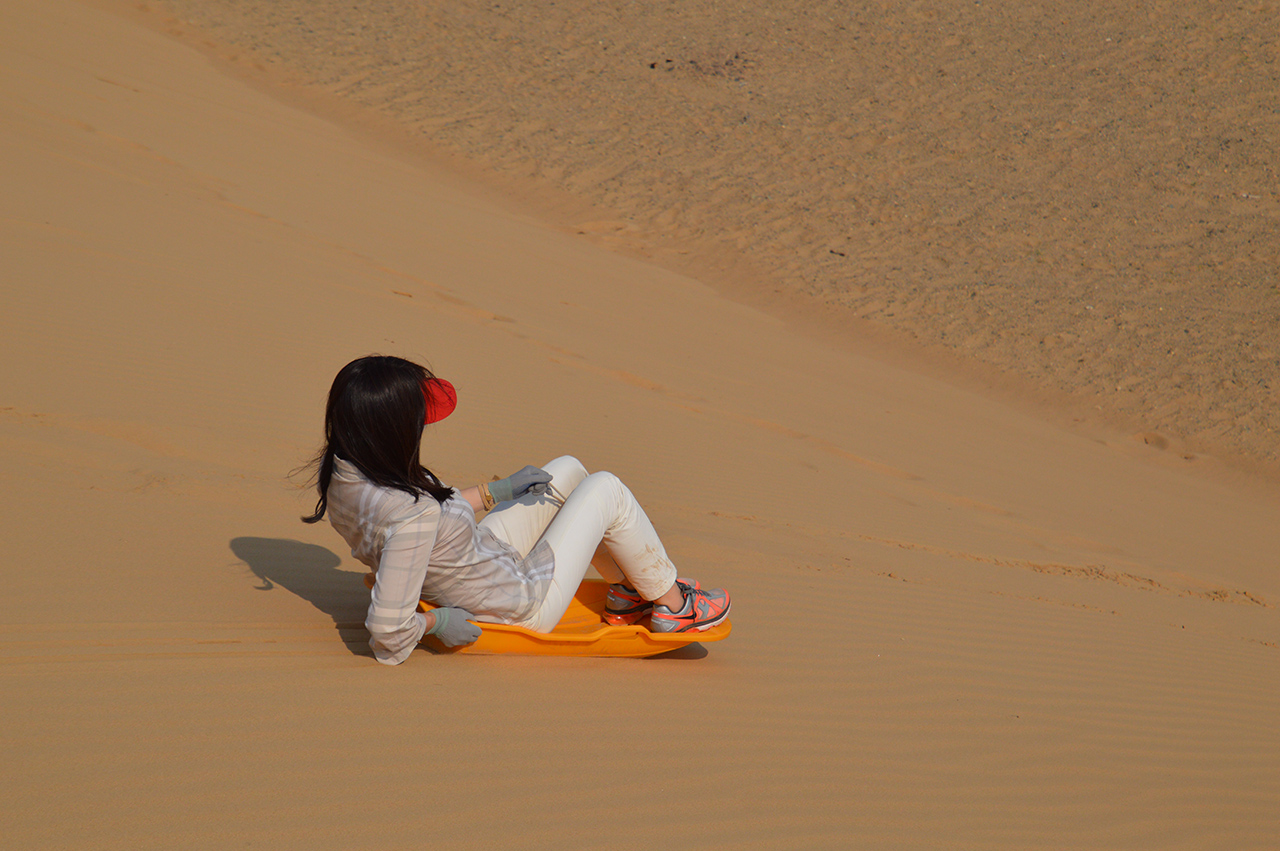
[304,355,731,664]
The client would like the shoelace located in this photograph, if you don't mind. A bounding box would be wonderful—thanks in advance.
[657,582,697,614]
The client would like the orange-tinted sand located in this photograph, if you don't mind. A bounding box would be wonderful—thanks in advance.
[1,1,1277,848]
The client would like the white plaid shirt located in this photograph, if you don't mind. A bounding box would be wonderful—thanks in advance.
[326,460,555,664]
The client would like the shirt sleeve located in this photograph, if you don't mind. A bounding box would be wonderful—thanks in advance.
[365,504,439,665]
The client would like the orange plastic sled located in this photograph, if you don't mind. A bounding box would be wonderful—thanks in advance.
[362,574,731,657]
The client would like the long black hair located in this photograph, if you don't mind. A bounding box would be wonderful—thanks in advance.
[302,355,454,523]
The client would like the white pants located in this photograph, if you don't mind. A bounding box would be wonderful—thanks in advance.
[478,456,679,632]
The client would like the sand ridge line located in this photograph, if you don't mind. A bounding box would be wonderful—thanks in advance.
[703,504,1273,610]
[0,648,362,667]
[0,622,375,665]
[0,616,366,629]
[856,532,1272,608]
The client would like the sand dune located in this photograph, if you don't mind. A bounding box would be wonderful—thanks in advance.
[1,1,1277,848]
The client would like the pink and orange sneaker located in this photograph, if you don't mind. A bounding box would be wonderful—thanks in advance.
[604,579,699,626]
[650,584,731,633]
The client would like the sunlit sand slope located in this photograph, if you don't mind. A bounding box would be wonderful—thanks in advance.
[1,2,1276,848]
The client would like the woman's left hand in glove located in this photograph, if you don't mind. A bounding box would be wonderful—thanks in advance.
[489,465,553,502]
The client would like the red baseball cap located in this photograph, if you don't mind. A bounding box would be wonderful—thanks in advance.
[422,377,458,424]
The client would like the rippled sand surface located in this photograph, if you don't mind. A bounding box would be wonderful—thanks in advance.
[149,0,1279,472]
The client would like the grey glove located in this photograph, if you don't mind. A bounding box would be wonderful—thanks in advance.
[426,607,481,647]
[489,465,553,503]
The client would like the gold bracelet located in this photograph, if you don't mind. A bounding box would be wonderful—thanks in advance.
[479,482,496,511]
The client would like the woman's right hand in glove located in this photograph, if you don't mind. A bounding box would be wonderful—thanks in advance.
[426,607,482,647]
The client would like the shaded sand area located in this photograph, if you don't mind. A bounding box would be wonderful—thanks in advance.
[145,0,1280,473]
[2,1,1279,848]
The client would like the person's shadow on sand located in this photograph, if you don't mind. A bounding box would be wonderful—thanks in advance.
[229,536,371,656]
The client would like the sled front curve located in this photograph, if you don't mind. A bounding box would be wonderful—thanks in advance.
[361,574,730,657]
